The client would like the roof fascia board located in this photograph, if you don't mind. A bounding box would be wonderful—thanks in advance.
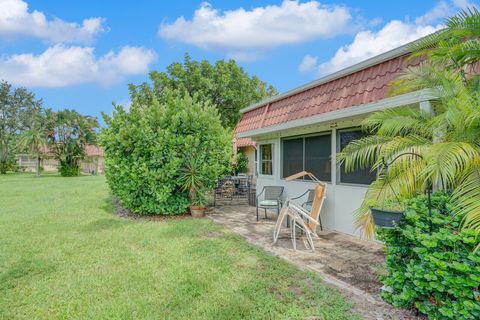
[238,89,436,138]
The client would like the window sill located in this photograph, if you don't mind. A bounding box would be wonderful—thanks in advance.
[258,174,275,180]
[336,182,370,188]
[280,178,332,184]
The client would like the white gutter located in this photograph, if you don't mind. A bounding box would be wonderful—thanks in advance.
[237,89,436,138]
[241,41,417,114]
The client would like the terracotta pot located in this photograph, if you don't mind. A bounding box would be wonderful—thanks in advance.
[190,205,205,218]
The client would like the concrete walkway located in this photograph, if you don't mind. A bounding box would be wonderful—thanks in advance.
[207,201,421,320]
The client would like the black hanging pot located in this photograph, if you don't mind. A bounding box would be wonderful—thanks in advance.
[370,207,405,228]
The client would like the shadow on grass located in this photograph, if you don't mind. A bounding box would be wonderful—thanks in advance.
[100,197,115,215]
[80,218,131,232]
[0,257,56,291]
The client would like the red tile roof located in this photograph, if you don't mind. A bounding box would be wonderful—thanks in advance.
[38,144,104,157]
[235,137,256,148]
[84,145,104,157]
[235,54,421,135]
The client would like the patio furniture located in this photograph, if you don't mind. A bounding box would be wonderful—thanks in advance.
[232,175,249,198]
[213,178,235,206]
[273,171,327,251]
[290,189,322,230]
[256,186,284,221]
[247,175,256,207]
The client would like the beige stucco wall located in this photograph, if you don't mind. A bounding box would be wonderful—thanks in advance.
[17,155,104,174]
[239,146,256,176]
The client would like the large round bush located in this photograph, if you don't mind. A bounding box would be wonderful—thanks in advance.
[101,93,231,214]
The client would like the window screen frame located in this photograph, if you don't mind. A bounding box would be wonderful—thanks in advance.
[259,143,274,176]
[281,131,332,182]
[337,127,376,186]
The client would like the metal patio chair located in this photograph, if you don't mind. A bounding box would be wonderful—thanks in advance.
[256,186,284,221]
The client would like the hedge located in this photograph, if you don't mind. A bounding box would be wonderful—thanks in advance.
[380,192,480,319]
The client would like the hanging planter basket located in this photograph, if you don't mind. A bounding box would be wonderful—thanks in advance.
[370,207,405,228]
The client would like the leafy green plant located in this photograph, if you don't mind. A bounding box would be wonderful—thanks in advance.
[129,54,277,129]
[0,81,43,174]
[47,109,98,177]
[235,151,249,173]
[179,157,209,207]
[338,9,480,243]
[101,91,231,215]
[381,192,480,319]
[371,198,406,212]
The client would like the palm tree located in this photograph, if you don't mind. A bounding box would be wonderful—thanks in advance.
[18,128,47,176]
[338,8,480,245]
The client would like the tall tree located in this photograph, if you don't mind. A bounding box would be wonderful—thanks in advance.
[128,54,277,129]
[48,109,98,177]
[0,81,42,174]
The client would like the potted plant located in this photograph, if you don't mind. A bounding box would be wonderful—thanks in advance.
[189,192,209,218]
[370,201,405,228]
[179,157,210,218]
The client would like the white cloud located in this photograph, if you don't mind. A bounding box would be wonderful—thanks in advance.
[0,0,106,44]
[298,54,318,73]
[415,1,451,25]
[453,0,476,9]
[0,45,157,87]
[159,1,353,59]
[299,0,478,76]
[317,21,441,75]
[313,0,480,75]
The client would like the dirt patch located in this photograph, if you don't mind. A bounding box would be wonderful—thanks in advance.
[288,284,303,295]
[204,231,225,238]
[112,197,196,221]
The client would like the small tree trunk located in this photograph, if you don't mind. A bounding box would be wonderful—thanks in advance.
[36,156,40,177]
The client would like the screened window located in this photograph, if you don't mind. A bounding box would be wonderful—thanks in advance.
[339,129,376,185]
[282,133,331,182]
[282,138,303,178]
[260,144,273,175]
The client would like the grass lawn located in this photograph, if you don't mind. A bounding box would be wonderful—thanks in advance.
[0,174,357,319]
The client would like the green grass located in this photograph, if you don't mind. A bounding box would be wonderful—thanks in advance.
[0,174,357,319]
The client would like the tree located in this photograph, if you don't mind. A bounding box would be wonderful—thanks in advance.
[48,109,98,177]
[101,91,231,215]
[128,54,277,129]
[410,7,480,84]
[0,81,42,173]
[18,128,47,176]
[338,8,480,245]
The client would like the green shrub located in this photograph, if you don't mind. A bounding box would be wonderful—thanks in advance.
[235,151,249,173]
[381,192,480,319]
[100,92,231,215]
[58,162,80,177]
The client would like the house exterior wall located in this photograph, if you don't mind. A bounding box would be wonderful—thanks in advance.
[81,157,105,175]
[253,116,376,236]
[17,155,105,174]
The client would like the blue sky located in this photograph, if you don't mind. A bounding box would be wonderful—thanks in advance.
[0,0,476,124]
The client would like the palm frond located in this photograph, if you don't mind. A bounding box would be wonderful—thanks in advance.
[421,142,479,188]
[361,107,432,137]
[452,162,480,244]
[446,7,480,36]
